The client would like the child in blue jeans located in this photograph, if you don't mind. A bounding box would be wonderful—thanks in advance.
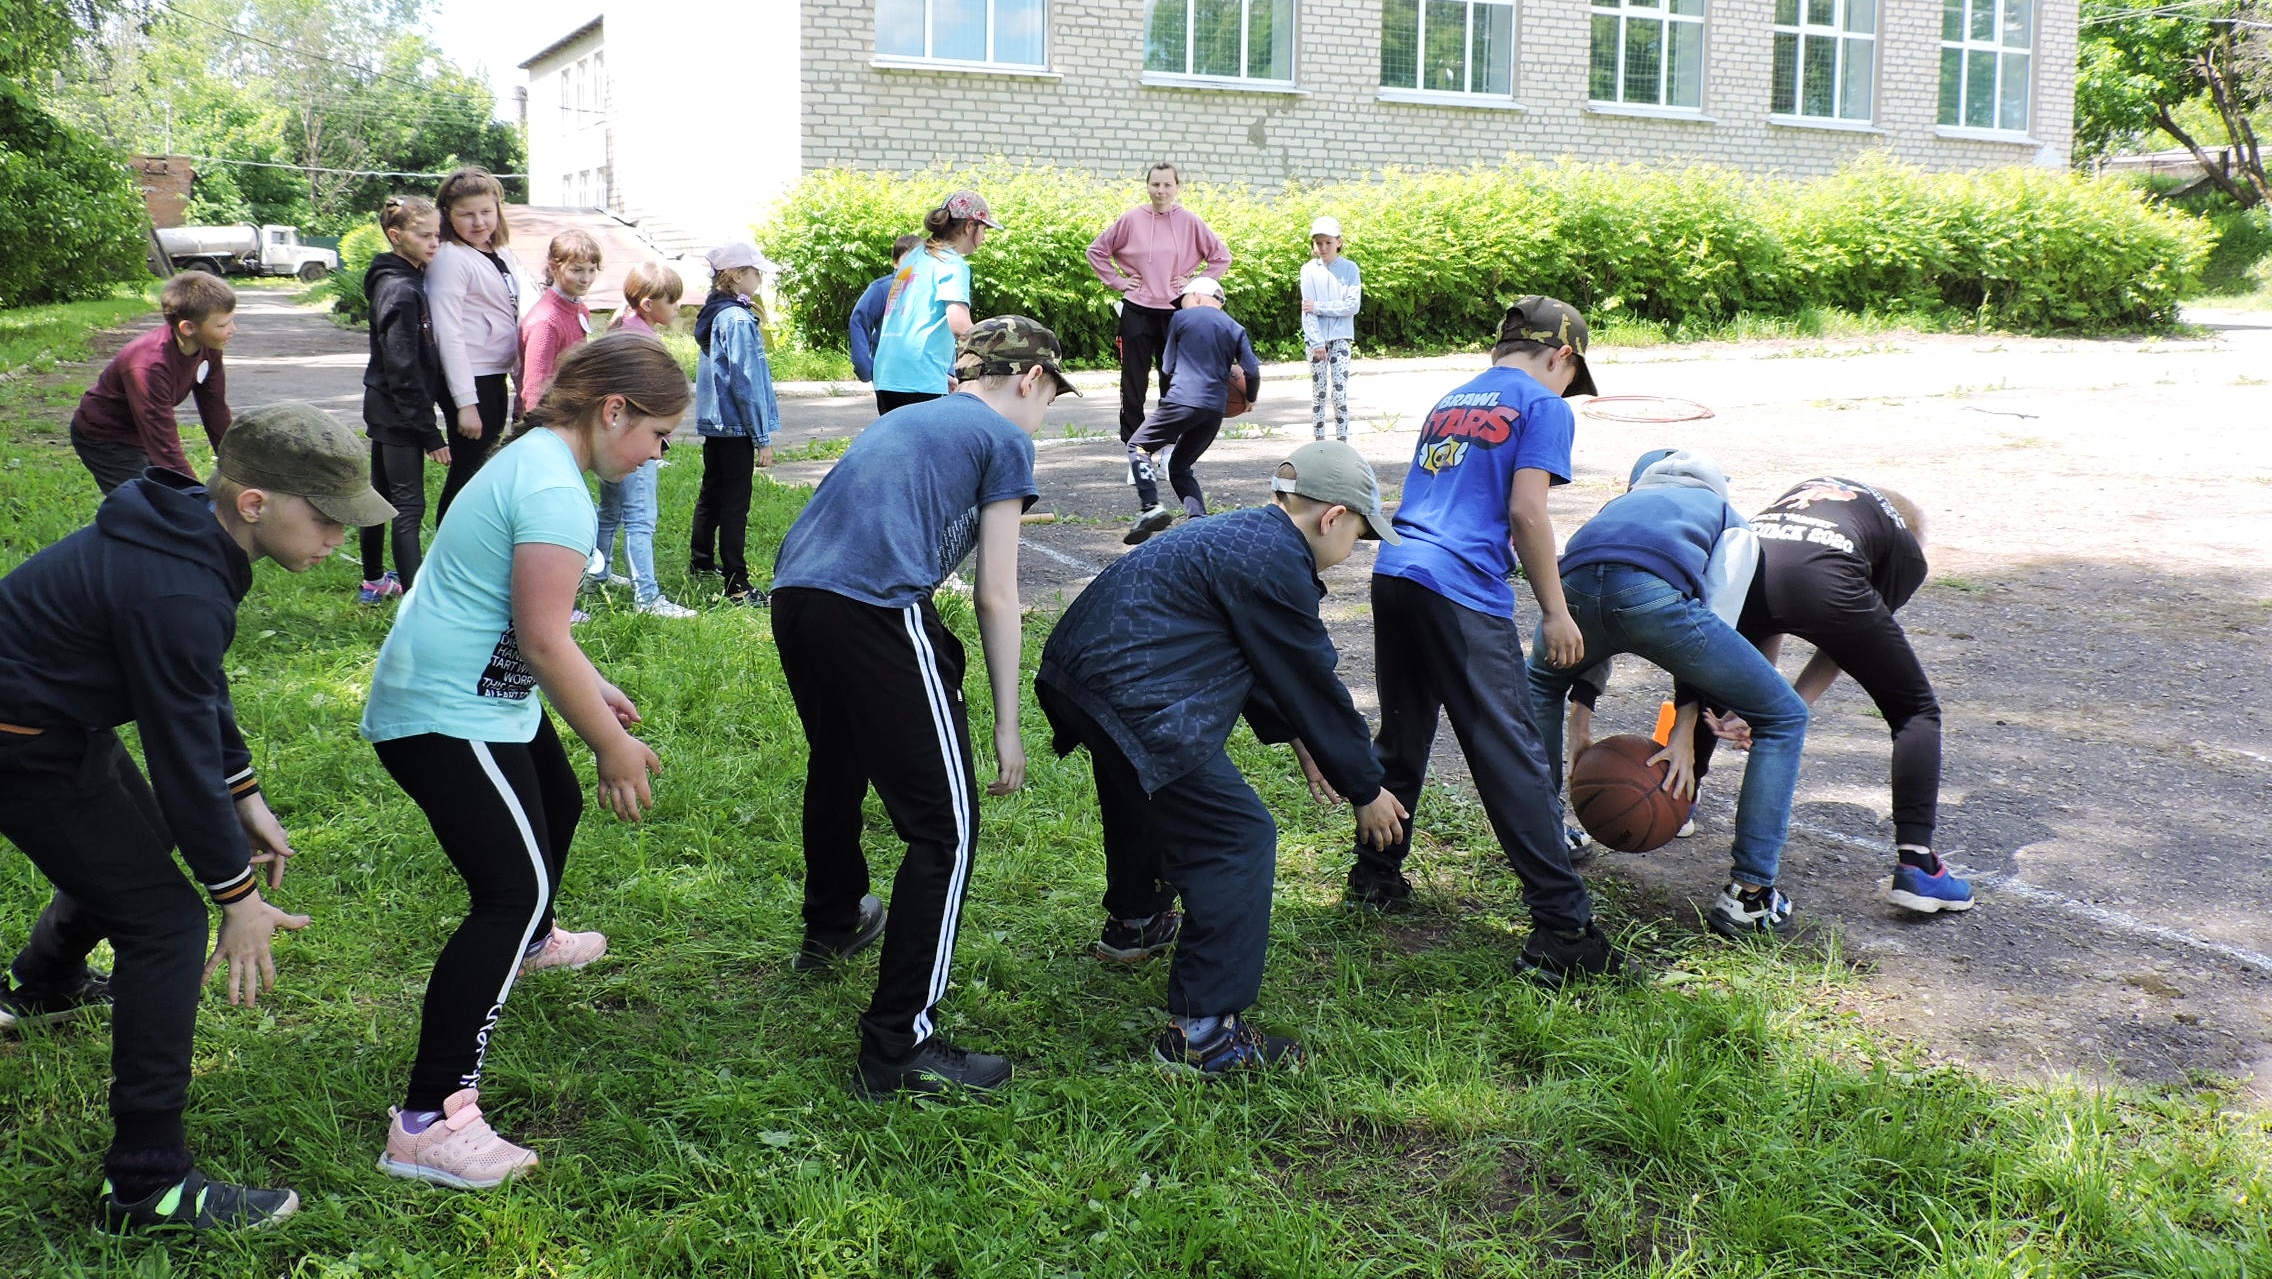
[588,262,695,617]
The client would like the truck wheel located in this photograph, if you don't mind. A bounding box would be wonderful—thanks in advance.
[181,260,220,275]
[298,262,330,283]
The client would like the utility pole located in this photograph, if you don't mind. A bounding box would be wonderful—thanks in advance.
[162,100,172,155]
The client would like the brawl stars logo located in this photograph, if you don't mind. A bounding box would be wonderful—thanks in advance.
[1415,392,1518,474]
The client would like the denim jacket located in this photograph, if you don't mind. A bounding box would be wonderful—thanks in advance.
[694,297,778,442]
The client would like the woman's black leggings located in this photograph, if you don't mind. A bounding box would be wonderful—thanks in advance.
[372,716,581,1112]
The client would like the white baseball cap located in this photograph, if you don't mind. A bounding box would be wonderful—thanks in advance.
[1182,276,1224,300]
[1310,216,1343,238]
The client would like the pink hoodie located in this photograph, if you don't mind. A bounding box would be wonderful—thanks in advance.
[1086,204,1231,311]
[519,287,591,413]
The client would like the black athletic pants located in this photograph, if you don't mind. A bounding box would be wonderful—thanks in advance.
[1,727,206,1158]
[875,389,943,416]
[1115,302,1177,441]
[690,436,755,590]
[360,441,428,585]
[436,374,507,524]
[1698,589,1942,847]
[371,717,581,1112]
[1361,574,1593,931]
[773,587,981,1060]
[70,429,156,496]
[1128,402,1224,516]
[1041,685,1277,1019]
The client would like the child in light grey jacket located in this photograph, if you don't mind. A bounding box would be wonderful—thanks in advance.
[1300,216,1362,442]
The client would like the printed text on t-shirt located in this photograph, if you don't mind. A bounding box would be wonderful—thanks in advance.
[476,625,538,700]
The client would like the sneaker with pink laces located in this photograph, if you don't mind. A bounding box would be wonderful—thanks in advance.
[378,1089,537,1189]
[519,925,606,976]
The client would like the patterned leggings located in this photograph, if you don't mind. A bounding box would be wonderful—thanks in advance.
[1310,338,1351,440]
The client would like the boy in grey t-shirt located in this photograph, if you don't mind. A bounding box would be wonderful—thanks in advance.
[771,316,1074,1100]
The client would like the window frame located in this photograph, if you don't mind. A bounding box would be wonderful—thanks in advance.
[1587,0,1709,114]
[1377,0,1519,102]
[1142,0,1301,92]
[1937,0,2034,138]
[1770,0,1876,124]
[873,0,1053,72]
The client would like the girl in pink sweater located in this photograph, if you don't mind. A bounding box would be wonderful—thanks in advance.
[520,230,600,413]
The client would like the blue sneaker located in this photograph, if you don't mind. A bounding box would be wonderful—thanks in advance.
[1883,863,1976,914]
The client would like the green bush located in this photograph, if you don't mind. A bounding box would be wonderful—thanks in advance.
[318,223,390,326]
[0,79,149,309]
[759,159,2214,362]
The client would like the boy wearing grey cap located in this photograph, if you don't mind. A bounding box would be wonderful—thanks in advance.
[0,403,393,1233]
[1039,442,1410,1073]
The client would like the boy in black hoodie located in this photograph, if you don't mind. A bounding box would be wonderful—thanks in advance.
[357,194,451,604]
[0,402,393,1233]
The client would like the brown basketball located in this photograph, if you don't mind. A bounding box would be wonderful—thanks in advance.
[1569,734,1693,853]
[1222,364,1253,417]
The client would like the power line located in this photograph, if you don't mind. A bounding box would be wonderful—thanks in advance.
[183,153,527,180]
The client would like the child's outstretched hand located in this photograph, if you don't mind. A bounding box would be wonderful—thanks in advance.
[598,678,641,730]
[205,893,310,1008]
[987,726,1026,796]
[1291,738,1341,805]
[596,736,661,821]
[1353,789,1410,852]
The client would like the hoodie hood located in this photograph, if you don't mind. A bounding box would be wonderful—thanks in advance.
[1630,449,1731,502]
[95,470,254,603]
[695,291,754,355]
[364,250,422,296]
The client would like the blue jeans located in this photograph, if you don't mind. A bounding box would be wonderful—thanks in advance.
[594,460,661,605]
[1528,564,1808,888]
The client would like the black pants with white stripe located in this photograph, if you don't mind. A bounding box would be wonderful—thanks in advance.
[773,587,981,1060]
[373,716,581,1112]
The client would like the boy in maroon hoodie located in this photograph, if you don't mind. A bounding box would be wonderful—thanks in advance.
[69,272,238,494]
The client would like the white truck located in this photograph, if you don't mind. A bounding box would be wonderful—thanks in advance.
[155,224,338,282]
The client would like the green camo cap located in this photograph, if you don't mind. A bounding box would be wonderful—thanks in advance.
[955,315,1080,398]
[217,402,396,526]
[1271,440,1402,544]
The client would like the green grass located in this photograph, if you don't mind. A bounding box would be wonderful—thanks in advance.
[0,302,2268,1275]
[0,285,158,378]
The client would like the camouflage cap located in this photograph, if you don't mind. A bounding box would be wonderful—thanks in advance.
[1497,295,1599,398]
[954,315,1080,397]
[216,402,396,526]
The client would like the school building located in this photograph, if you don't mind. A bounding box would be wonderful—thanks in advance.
[521,1,2075,246]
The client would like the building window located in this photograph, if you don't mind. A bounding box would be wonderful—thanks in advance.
[1380,0,1514,96]
[590,51,604,113]
[1939,0,2031,132]
[1145,0,1295,84]
[561,173,573,204]
[557,69,570,128]
[876,0,1048,67]
[1589,0,1705,109]
[1772,0,1873,121]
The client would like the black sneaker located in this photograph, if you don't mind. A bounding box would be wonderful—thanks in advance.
[688,560,722,578]
[98,1167,299,1235]
[1152,1015,1307,1076]
[1707,882,1798,940]
[0,969,110,1034]
[794,895,887,971]
[1344,867,1414,913]
[1122,505,1176,546]
[851,1038,1013,1101]
[1515,921,1630,989]
[1093,911,1182,963]
[725,588,772,609]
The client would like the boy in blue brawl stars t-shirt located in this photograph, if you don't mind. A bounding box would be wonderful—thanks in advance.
[771,316,1073,1102]
[1356,296,1624,986]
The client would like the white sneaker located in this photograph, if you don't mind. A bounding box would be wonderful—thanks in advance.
[379,1089,538,1190]
[638,595,698,619]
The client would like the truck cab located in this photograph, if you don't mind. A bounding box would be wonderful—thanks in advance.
[260,226,338,282]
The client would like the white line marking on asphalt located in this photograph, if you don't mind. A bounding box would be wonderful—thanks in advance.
[1020,539,1104,576]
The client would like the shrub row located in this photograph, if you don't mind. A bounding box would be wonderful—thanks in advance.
[0,80,148,309]
[759,157,2216,364]
[320,222,391,326]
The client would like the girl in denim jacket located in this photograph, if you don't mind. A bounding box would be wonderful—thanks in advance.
[688,244,779,606]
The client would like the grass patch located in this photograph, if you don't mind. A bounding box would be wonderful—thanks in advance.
[772,435,854,463]
[0,286,157,378]
[0,423,2266,1275]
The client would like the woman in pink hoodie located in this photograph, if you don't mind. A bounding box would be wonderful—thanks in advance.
[1085,162,1231,447]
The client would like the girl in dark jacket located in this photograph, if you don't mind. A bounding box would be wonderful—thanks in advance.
[358,194,451,603]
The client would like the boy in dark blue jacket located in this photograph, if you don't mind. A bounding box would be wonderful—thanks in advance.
[1039,441,1408,1074]
[1121,276,1261,545]
[1527,449,1811,940]
[0,403,393,1233]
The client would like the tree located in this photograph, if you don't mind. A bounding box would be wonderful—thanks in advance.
[2078,0,2270,207]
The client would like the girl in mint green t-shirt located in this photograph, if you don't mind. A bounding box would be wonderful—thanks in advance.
[358,331,684,1191]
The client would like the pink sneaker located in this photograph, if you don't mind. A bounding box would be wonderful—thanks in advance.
[378,1089,537,1189]
[519,925,607,976]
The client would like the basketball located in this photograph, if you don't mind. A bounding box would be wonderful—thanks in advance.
[1222,364,1253,417]
[1569,734,1693,853]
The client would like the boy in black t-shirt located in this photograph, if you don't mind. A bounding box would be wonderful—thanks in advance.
[1697,477,1973,914]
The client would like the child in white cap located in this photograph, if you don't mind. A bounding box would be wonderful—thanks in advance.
[1300,216,1362,442]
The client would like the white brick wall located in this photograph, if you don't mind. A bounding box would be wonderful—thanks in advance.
[798,0,2075,183]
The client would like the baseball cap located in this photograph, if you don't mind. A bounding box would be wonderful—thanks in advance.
[1309,216,1342,238]
[955,315,1080,397]
[1182,276,1224,300]
[705,242,774,274]
[942,190,1003,230]
[1497,295,1598,398]
[1271,440,1401,544]
[216,403,396,526]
